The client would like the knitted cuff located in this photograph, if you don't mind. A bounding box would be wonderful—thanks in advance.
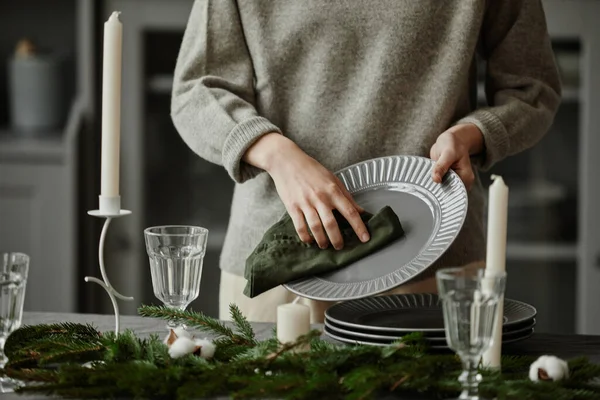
[456,110,509,171]
[222,116,282,183]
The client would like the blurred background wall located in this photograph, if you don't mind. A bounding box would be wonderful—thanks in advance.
[1,0,599,335]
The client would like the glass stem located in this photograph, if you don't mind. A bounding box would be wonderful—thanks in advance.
[166,319,179,331]
[458,356,482,400]
[0,338,7,369]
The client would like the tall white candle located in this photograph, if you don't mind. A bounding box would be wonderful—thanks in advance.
[277,301,310,344]
[101,12,123,198]
[482,175,509,369]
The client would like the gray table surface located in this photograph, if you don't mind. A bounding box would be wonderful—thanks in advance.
[3,312,600,399]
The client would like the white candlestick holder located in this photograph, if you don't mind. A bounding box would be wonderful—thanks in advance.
[87,195,133,335]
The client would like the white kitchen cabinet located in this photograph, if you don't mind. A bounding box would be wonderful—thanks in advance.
[0,100,84,312]
[0,0,94,313]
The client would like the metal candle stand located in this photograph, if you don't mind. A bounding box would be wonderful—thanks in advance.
[87,195,133,335]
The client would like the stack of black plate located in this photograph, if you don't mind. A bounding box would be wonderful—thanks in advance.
[324,294,536,349]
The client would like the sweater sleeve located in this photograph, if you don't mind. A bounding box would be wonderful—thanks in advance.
[456,0,562,170]
[171,0,282,183]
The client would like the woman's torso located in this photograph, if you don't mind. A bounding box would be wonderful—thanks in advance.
[221,0,487,275]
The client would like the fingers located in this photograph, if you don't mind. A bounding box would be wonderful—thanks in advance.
[327,183,369,247]
[431,127,477,189]
[289,207,313,244]
[304,208,330,249]
[432,149,455,183]
[285,170,367,249]
[454,156,475,190]
[290,188,368,249]
[333,196,370,243]
[338,182,365,213]
[432,149,475,189]
[316,206,344,250]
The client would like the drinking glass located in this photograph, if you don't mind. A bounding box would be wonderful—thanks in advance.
[144,226,208,330]
[0,253,29,392]
[436,267,507,400]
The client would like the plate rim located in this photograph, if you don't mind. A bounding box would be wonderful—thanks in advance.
[324,318,446,342]
[284,155,468,300]
[323,325,535,348]
[325,294,537,333]
[324,317,537,341]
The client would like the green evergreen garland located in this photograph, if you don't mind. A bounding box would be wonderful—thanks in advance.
[0,304,599,399]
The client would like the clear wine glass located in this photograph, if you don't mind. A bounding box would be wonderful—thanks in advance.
[0,253,29,393]
[144,226,208,330]
[436,267,507,400]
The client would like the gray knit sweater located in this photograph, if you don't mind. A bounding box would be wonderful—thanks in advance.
[171,0,561,279]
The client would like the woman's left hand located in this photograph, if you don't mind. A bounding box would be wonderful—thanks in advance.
[429,123,484,190]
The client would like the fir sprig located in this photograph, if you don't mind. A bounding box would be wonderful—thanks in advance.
[229,303,257,344]
[265,330,322,362]
[4,324,104,369]
[138,304,236,338]
[1,305,600,400]
[4,322,100,358]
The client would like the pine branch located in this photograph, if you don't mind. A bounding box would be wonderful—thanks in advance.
[38,341,104,366]
[232,337,280,362]
[266,330,322,363]
[6,335,105,368]
[102,330,145,363]
[6,317,600,400]
[3,367,59,384]
[229,303,257,344]
[4,323,100,358]
[212,337,256,362]
[491,354,534,375]
[230,373,311,399]
[138,305,248,342]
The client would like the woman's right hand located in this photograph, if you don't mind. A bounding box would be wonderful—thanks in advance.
[244,133,370,250]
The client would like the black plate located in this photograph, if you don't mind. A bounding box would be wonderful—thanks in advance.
[325,294,537,333]
[323,325,535,348]
[324,317,536,340]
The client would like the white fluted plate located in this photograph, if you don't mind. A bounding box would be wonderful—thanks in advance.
[284,155,468,300]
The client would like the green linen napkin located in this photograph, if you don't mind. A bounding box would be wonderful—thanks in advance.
[243,206,404,298]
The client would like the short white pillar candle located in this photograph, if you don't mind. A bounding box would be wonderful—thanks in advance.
[277,300,310,344]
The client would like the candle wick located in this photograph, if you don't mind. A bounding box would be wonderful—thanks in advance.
[292,296,301,304]
[109,11,122,22]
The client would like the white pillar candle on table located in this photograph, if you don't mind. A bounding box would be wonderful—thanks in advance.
[482,175,509,369]
[100,12,123,200]
[277,299,310,344]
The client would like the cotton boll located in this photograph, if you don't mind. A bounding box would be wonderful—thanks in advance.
[163,327,193,345]
[164,329,177,345]
[195,338,216,359]
[529,355,569,382]
[169,337,201,359]
[173,327,193,339]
